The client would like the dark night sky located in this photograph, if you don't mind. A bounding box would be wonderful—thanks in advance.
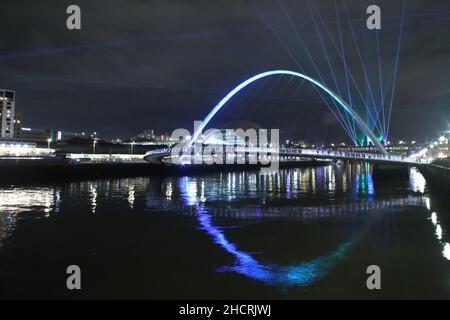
[0,0,449,143]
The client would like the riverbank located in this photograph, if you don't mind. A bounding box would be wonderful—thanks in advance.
[161,159,331,176]
[420,159,450,202]
[0,158,163,181]
[0,157,331,182]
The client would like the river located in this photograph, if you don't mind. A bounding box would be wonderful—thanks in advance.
[0,163,449,299]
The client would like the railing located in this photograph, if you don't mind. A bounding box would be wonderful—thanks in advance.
[145,148,171,156]
[278,147,426,163]
[144,146,430,164]
[67,153,145,163]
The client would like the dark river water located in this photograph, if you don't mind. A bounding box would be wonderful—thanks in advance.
[1,163,450,299]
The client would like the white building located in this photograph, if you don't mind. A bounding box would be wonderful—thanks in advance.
[203,129,259,146]
[0,89,16,138]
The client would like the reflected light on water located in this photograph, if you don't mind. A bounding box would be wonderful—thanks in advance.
[409,167,426,193]
[428,210,450,260]
[425,197,431,210]
[367,171,374,197]
[165,181,173,200]
[172,166,379,206]
[311,169,316,194]
[347,163,375,198]
[0,187,58,215]
[0,186,60,246]
[325,166,335,193]
[200,180,206,203]
[436,225,443,240]
[2,165,446,291]
[197,208,354,287]
[431,212,438,225]
[184,177,199,206]
[443,243,450,260]
[128,185,135,209]
[90,185,98,214]
[173,172,359,287]
[167,166,450,285]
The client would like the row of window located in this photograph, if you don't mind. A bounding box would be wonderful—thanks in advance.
[0,91,15,99]
[0,92,14,136]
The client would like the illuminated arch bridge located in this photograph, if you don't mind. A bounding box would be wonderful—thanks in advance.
[189,70,387,155]
[145,70,426,165]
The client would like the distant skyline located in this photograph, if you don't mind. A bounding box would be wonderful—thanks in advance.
[0,0,449,142]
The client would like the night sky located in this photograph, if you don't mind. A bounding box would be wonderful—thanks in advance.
[0,0,449,143]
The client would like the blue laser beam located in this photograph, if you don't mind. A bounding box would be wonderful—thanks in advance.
[341,0,383,135]
[278,0,357,142]
[311,1,381,136]
[375,28,386,141]
[308,0,358,139]
[250,0,357,142]
[386,0,407,141]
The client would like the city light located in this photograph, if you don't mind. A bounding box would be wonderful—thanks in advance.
[67,153,144,162]
[0,142,54,157]
[93,138,98,154]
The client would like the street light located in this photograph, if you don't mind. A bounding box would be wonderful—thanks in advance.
[93,138,98,154]
[47,138,52,150]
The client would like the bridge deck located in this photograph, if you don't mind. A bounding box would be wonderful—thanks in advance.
[144,146,428,166]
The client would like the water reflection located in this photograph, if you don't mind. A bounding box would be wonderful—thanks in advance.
[409,167,449,261]
[160,165,377,206]
[409,167,427,193]
[349,163,374,200]
[128,184,135,209]
[1,165,449,290]
[168,167,416,287]
[0,187,60,214]
[0,178,151,245]
[197,207,354,286]
[0,186,61,247]
[443,244,450,260]
[427,199,450,261]
[90,184,98,214]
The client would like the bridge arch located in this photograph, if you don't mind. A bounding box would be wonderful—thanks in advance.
[190,70,387,155]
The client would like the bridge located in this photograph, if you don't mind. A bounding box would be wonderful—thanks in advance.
[187,70,388,155]
[144,70,429,167]
[144,145,427,166]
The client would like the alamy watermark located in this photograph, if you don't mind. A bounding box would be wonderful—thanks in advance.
[65,4,379,31]
[169,121,280,174]
[66,5,81,30]
[66,265,81,290]
[366,5,381,30]
[366,265,381,290]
